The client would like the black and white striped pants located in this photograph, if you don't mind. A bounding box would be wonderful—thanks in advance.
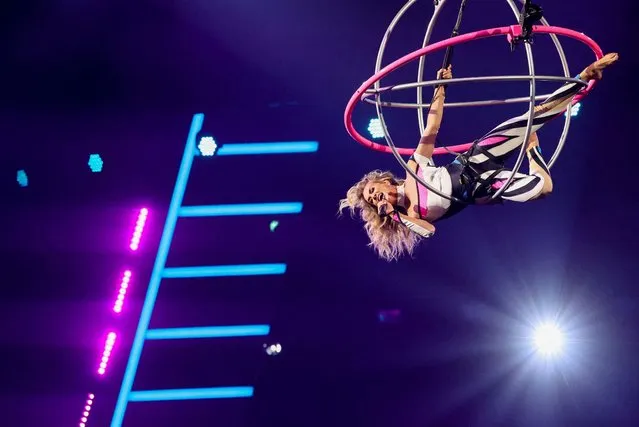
[458,79,583,203]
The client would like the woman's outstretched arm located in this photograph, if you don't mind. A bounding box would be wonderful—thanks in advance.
[414,65,452,160]
[396,213,436,238]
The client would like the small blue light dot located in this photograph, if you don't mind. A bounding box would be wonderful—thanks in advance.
[17,169,28,187]
[88,154,104,172]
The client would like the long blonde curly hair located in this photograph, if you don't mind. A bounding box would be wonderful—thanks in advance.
[338,170,422,262]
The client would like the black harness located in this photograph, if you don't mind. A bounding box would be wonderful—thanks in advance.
[437,141,509,220]
[455,140,507,199]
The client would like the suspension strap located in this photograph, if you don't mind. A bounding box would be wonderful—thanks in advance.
[432,0,469,149]
[437,0,469,89]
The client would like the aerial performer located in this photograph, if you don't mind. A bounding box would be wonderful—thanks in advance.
[339,1,619,261]
[340,55,618,261]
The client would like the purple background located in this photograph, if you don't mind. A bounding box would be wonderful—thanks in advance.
[2,0,638,426]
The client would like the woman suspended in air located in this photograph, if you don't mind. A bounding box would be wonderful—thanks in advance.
[339,53,619,261]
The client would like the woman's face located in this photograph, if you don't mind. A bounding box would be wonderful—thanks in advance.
[362,179,398,209]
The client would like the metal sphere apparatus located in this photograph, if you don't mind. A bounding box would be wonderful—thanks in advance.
[344,0,604,203]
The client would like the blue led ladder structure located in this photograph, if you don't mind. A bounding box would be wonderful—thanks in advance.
[110,114,318,426]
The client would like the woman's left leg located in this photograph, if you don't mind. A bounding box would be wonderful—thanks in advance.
[461,53,618,202]
[464,80,582,172]
[464,53,618,172]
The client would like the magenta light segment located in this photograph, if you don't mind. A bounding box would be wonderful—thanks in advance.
[78,393,95,427]
[98,332,117,375]
[113,270,132,313]
[129,208,149,251]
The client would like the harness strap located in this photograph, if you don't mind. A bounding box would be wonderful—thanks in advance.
[455,140,507,198]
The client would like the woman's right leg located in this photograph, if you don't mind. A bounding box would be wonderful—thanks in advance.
[478,132,553,203]
[524,132,552,194]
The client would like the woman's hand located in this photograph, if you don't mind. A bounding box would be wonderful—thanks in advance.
[377,200,395,217]
[437,65,452,80]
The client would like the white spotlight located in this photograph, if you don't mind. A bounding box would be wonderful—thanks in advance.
[198,136,218,156]
[533,323,564,356]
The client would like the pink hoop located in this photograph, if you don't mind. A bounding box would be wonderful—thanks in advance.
[344,25,604,156]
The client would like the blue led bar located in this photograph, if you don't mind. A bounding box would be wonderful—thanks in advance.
[146,325,271,340]
[179,202,303,217]
[162,263,287,278]
[217,141,318,156]
[129,386,254,402]
[111,117,314,427]
[110,114,204,427]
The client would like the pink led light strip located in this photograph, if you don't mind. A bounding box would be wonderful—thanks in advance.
[129,208,148,251]
[80,207,149,425]
[98,332,117,375]
[78,393,94,427]
[113,270,131,313]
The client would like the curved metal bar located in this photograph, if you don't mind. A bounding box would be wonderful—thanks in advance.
[363,94,550,109]
[539,20,573,168]
[373,0,418,91]
[506,0,572,171]
[363,75,585,96]
[416,0,448,134]
[489,0,541,199]
[489,40,536,201]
